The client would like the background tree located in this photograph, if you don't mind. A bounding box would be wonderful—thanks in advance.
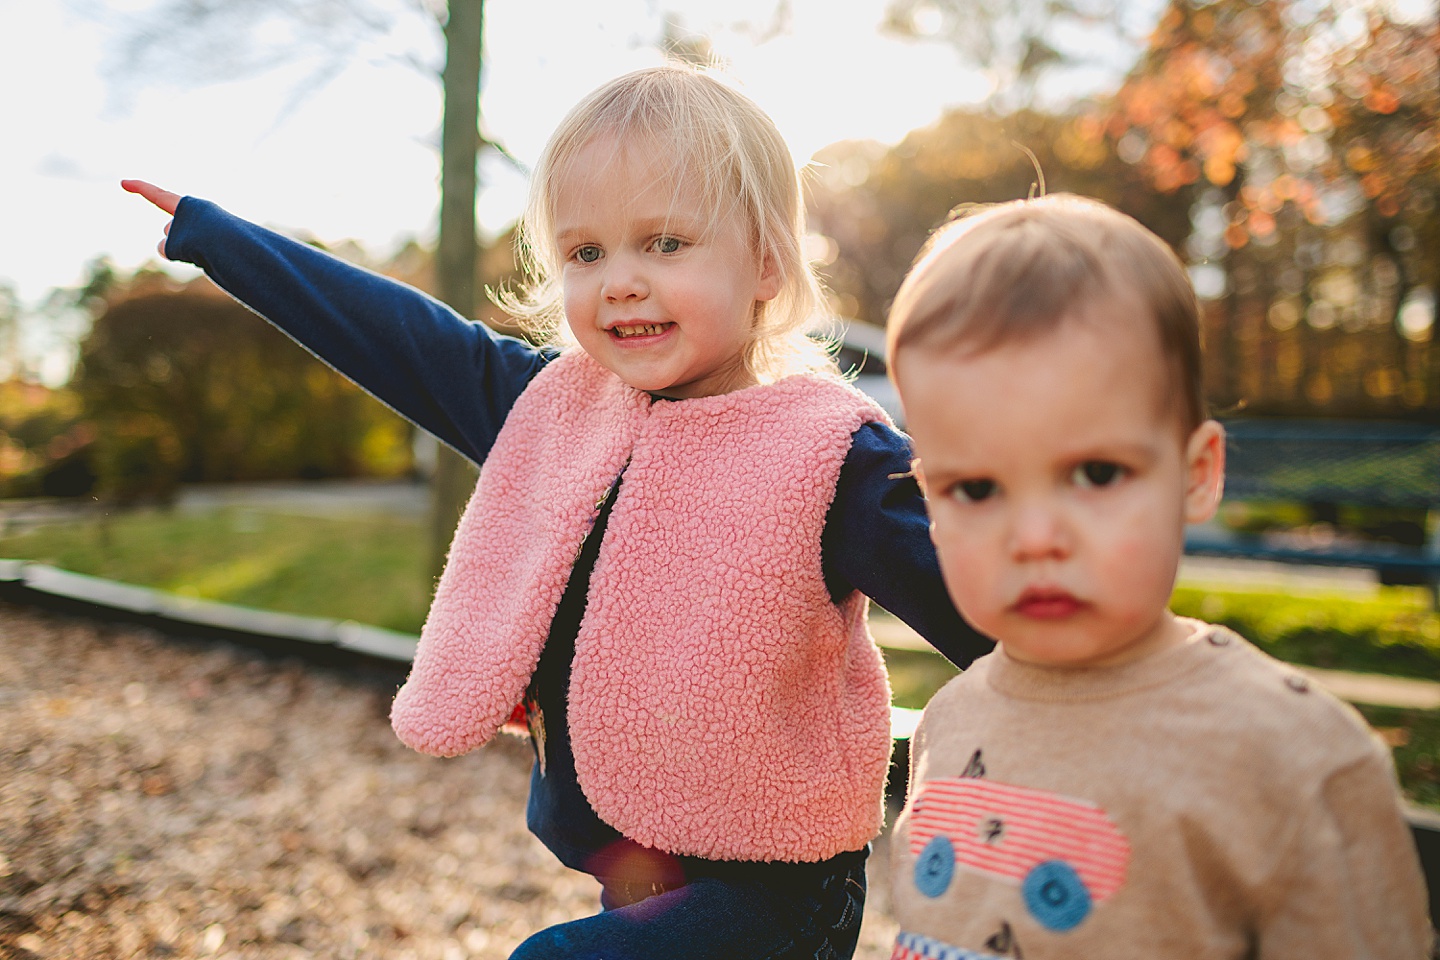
[882,0,1133,111]
[0,282,19,381]
[827,0,1438,423]
[427,0,486,580]
[826,0,1181,332]
[1103,0,1438,421]
[1322,10,1439,411]
[71,274,412,502]
[808,107,1184,330]
[0,381,88,499]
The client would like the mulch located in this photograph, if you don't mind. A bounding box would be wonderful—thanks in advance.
[0,602,900,959]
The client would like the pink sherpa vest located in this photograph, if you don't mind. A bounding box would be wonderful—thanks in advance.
[390,350,894,862]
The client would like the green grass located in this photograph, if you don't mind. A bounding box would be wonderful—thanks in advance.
[0,506,431,633]
[883,646,961,711]
[1355,705,1440,812]
[1171,584,1440,680]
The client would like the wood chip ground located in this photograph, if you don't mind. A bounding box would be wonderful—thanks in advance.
[0,602,900,959]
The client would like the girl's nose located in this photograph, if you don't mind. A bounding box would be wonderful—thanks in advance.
[1009,502,1071,561]
[602,254,648,302]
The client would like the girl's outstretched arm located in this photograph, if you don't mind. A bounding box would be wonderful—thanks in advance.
[120,180,546,464]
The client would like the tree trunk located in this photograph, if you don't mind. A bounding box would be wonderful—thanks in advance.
[428,0,485,583]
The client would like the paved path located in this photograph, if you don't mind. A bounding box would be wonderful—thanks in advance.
[0,480,429,536]
[1302,667,1440,710]
[1178,554,1383,596]
[175,479,428,517]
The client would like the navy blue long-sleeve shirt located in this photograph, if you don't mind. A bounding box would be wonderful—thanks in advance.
[165,198,992,875]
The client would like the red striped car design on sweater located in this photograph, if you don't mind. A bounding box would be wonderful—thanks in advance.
[906,777,1131,932]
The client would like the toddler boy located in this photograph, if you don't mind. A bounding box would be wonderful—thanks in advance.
[884,194,1431,958]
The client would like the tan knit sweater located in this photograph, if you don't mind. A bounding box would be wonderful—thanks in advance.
[889,623,1432,959]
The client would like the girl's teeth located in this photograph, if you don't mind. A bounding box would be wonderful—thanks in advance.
[615,324,665,338]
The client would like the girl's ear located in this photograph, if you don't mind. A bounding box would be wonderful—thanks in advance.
[755,250,782,303]
[1183,420,1226,525]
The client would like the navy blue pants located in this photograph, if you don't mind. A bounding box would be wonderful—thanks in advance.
[508,848,869,960]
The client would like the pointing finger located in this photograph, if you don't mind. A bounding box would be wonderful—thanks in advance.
[121,178,181,215]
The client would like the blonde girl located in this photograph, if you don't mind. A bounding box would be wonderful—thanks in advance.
[125,64,987,960]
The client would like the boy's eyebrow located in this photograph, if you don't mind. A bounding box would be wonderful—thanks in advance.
[1053,441,1165,469]
[921,439,1162,475]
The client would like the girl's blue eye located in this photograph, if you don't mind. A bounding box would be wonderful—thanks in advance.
[653,236,683,254]
[952,479,996,502]
[1074,461,1123,488]
[575,245,601,263]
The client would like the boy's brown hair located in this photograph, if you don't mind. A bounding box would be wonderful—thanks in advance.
[886,194,1206,432]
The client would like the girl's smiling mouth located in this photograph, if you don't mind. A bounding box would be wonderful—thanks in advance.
[1013,587,1083,619]
[610,322,674,339]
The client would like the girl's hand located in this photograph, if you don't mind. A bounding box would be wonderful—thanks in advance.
[120,179,182,258]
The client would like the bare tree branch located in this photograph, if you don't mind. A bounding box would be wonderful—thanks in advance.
[881,0,1130,109]
[92,0,432,103]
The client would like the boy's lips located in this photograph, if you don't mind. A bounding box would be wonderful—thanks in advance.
[1012,587,1083,619]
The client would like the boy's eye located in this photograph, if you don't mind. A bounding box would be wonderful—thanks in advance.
[951,479,996,502]
[651,236,684,254]
[1073,461,1124,488]
[574,245,601,263]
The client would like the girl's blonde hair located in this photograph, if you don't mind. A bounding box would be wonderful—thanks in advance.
[497,64,833,382]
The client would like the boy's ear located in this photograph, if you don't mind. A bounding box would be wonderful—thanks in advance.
[1183,420,1226,525]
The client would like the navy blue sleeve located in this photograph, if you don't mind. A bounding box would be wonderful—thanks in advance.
[824,421,993,668]
[165,197,548,464]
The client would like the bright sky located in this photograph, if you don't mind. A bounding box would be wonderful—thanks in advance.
[0,0,1149,380]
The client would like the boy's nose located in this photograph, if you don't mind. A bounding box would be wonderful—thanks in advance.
[1009,503,1071,561]
[602,256,648,301]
